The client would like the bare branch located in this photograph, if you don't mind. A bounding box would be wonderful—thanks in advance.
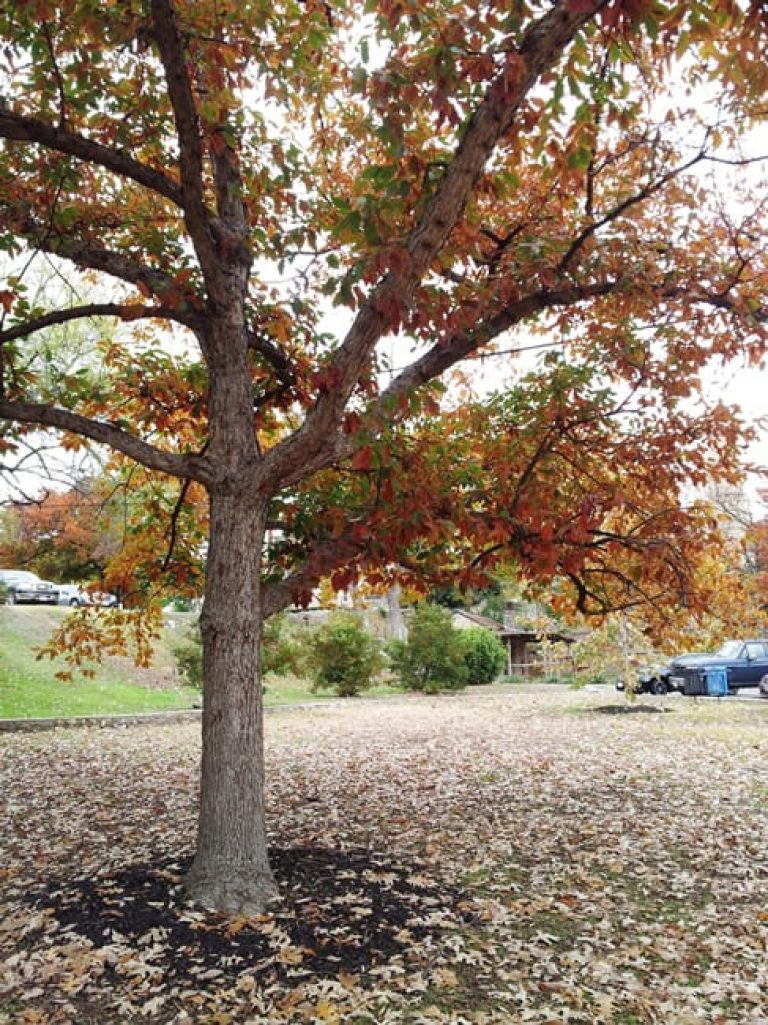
[565,568,672,616]
[42,22,68,127]
[561,127,768,278]
[558,141,712,274]
[162,478,192,571]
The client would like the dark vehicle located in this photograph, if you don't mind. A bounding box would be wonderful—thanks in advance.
[617,653,709,695]
[619,656,705,697]
[668,640,768,693]
[623,640,768,696]
[0,569,59,605]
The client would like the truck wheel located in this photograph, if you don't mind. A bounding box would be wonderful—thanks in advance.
[651,679,668,695]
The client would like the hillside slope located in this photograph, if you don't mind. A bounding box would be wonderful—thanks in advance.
[0,606,199,718]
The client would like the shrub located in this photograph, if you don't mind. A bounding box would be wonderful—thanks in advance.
[171,612,313,690]
[388,603,469,693]
[171,620,203,689]
[310,612,384,697]
[262,613,311,678]
[462,627,506,685]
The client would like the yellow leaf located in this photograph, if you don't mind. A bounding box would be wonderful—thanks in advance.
[315,999,340,1023]
[226,916,249,936]
[433,967,459,988]
[276,944,305,965]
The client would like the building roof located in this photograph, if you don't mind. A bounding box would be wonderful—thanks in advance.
[450,608,504,632]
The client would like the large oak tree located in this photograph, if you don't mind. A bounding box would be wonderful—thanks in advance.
[0,0,766,912]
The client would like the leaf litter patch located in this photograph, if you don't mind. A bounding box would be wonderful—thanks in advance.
[15,846,467,990]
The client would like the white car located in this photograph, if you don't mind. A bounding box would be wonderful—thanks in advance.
[57,583,118,608]
[0,569,59,605]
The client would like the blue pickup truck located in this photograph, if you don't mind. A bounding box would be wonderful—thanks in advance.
[623,639,768,695]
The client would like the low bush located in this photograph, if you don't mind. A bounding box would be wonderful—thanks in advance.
[388,603,469,693]
[462,627,507,685]
[171,612,313,691]
[310,613,384,697]
[171,621,203,689]
[262,613,312,678]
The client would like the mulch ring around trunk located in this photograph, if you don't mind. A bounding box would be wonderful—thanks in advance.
[5,845,473,1013]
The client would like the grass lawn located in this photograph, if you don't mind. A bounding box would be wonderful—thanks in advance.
[0,606,400,718]
[2,687,767,1024]
[0,606,199,718]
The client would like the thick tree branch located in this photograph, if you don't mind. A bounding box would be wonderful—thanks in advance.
[273,266,767,492]
[666,287,768,324]
[149,0,220,284]
[376,268,768,420]
[0,400,212,484]
[3,207,189,302]
[260,279,621,490]
[0,302,202,344]
[246,326,296,386]
[259,0,608,491]
[381,280,620,405]
[262,529,371,617]
[0,109,183,205]
[55,240,183,301]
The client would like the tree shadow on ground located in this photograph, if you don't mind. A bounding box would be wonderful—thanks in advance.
[591,704,673,715]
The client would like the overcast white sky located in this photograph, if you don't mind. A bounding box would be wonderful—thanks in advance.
[705,358,767,511]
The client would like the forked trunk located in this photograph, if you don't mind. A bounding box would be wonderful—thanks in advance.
[185,490,278,914]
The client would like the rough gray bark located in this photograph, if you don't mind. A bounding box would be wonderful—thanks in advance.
[185,490,278,912]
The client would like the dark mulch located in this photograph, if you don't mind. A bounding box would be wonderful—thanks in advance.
[16,846,468,989]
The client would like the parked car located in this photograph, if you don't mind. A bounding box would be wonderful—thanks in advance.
[0,569,59,605]
[57,583,118,608]
[617,653,709,695]
[621,639,768,696]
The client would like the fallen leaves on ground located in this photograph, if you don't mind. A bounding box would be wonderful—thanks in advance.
[1,687,768,1024]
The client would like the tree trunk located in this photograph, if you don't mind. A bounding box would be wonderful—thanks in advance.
[185,489,278,914]
[386,583,407,641]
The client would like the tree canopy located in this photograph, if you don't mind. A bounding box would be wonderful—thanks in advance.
[0,1,766,613]
[0,0,766,913]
